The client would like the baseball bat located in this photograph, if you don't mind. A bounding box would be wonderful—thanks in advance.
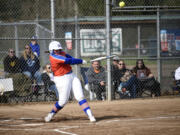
[90,55,117,62]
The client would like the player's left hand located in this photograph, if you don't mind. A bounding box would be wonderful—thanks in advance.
[82,60,87,65]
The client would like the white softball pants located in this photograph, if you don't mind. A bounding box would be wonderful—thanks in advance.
[54,72,84,107]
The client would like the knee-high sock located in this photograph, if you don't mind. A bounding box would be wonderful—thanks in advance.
[51,101,63,114]
[79,99,93,117]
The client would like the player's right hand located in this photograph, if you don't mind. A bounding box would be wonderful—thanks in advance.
[82,60,87,65]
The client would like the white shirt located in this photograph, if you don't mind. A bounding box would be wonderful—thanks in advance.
[48,72,54,81]
[175,67,180,80]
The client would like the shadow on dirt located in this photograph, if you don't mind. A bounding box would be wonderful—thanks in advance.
[96,115,129,121]
[51,115,130,123]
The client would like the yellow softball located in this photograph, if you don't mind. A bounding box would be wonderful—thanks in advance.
[119,1,125,8]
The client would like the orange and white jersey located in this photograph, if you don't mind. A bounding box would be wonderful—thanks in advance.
[49,51,82,76]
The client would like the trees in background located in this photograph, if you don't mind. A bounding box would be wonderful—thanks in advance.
[0,0,180,22]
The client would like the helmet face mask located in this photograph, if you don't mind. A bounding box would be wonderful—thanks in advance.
[53,49,62,54]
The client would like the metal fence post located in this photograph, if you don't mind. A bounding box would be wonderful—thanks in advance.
[74,1,80,78]
[157,8,161,83]
[106,0,112,101]
[35,18,39,38]
[138,25,141,58]
[50,0,55,39]
[74,15,80,77]
[14,25,19,57]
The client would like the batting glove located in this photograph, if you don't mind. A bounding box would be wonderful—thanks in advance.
[82,60,87,65]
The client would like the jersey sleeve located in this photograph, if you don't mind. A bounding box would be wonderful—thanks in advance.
[64,53,82,64]
[65,54,72,58]
[50,54,82,65]
[64,58,82,65]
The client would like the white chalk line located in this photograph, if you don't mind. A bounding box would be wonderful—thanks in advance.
[0,123,44,127]
[96,115,180,125]
[54,129,78,135]
[0,128,79,135]
[0,128,47,131]
[0,117,80,135]
[19,117,42,120]
[57,126,80,130]
[0,117,42,122]
[0,119,13,122]
[18,123,45,126]
[0,127,79,135]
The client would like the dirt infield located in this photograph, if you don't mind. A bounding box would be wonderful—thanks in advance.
[0,97,180,135]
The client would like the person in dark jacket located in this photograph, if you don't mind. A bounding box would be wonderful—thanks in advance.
[3,48,20,76]
[19,45,41,84]
[86,60,106,100]
[111,56,120,99]
[41,64,58,99]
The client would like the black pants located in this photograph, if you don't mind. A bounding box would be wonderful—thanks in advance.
[89,83,106,100]
[112,80,120,99]
[139,77,161,96]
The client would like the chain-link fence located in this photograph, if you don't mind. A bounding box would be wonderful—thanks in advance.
[0,0,180,103]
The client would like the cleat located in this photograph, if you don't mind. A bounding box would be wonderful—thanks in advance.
[44,113,54,122]
[89,116,96,122]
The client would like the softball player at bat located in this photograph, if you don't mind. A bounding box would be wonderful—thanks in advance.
[44,41,96,122]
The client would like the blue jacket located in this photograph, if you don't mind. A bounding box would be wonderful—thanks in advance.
[30,43,40,57]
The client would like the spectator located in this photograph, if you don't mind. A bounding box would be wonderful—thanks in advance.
[3,48,20,76]
[132,59,161,97]
[174,66,180,89]
[117,60,140,98]
[111,56,120,99]
[19,45,42,84]
[41,64,59,99]
[30,36,40,57]
[86,61,106,100]
[175,66,180,82]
